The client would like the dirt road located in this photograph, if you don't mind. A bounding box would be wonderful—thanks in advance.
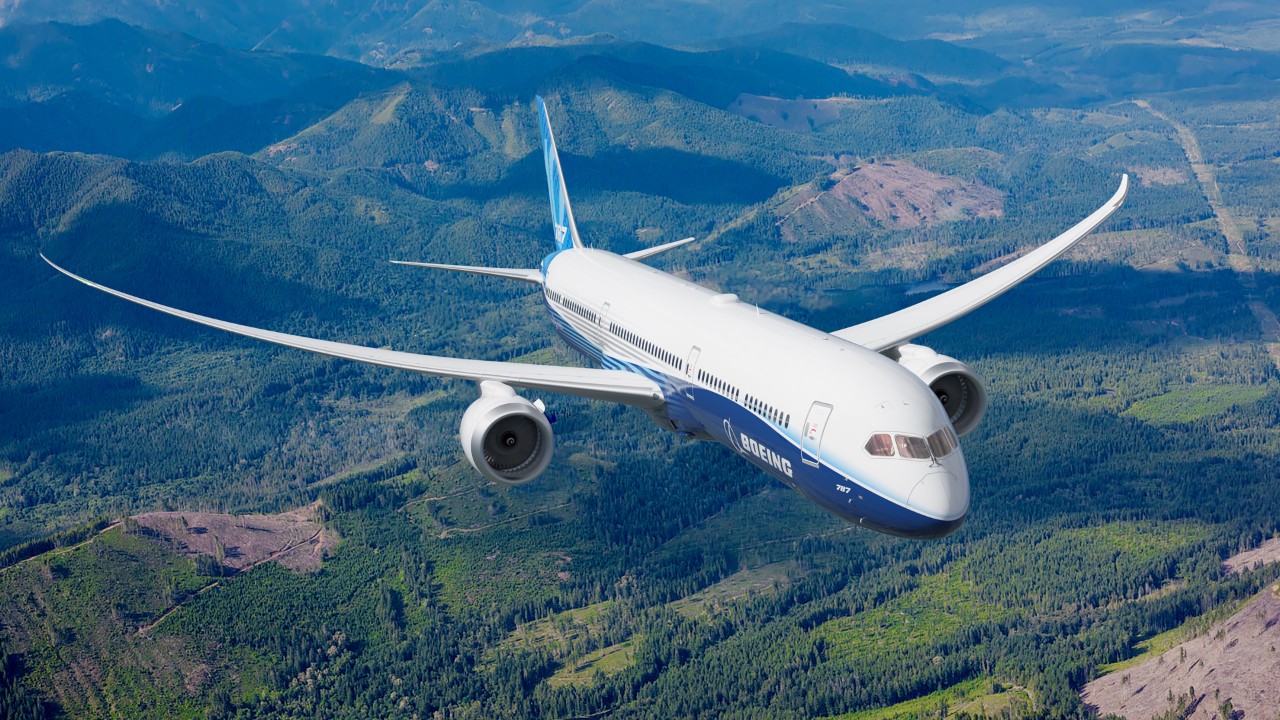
[1136,100,1280,365]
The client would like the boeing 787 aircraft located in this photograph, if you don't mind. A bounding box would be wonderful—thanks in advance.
[44,97,1128,539]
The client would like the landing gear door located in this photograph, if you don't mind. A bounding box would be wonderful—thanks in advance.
[800,402,833,467]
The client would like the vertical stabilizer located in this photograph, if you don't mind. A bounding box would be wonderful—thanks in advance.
[536,96,584,252]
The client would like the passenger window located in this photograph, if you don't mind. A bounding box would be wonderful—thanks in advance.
[865,434,895,457]
[895,435,930,460]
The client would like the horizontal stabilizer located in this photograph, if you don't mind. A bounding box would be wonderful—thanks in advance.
[390,260,543,284]
[625,237,695,262]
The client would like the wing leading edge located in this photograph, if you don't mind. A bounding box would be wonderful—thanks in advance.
[832,174,1129,352]
[42,255,663,409]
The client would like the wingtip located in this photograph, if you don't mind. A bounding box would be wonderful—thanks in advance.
[39,252,64,274]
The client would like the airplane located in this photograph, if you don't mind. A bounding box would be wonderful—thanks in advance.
[43,97,1129,540]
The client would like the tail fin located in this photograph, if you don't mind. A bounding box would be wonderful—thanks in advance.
[536,96,584,252]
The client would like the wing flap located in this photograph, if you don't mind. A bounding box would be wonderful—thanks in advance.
[832,175,1129,352]
[43,256,663,408]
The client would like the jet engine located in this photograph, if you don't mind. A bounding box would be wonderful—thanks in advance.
[460,381,554,485]
[892,344,988,436]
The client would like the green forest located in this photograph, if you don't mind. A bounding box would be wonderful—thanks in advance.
[2,4,1280,719]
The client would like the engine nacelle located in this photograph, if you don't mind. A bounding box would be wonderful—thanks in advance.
[459,381,554,485]
[892,344,988,436]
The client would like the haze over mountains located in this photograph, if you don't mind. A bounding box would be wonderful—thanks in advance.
[2,1,1280,718]
[1,0,1272,60]
[0,18,1052,164]
[3,3,1279,167]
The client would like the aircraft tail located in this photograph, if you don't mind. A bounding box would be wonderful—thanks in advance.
[536,96,584,252]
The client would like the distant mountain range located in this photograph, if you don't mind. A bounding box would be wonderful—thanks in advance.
[0,19,1099,165]
[4,13,1272,174]
[0,0,1235,60]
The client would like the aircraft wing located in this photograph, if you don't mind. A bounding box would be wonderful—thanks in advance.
[831,174,1129,352]
[42,255,664,409]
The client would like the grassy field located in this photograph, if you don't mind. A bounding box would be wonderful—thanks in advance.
[501,600,617,655]
[1123,383,1272,425]
[821,677,1033,720]
[546,638,640,687]
[817,572,1007,664]
[668,561,800,618]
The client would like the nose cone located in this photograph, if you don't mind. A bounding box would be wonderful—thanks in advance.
[908,468,970,526]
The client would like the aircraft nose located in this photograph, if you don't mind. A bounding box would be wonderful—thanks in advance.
[908,469,969,522]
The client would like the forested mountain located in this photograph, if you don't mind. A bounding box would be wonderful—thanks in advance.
[2,5,1280,719]
[0,19,1086,166]
[712,22,1011,79]
[0,20,396,159]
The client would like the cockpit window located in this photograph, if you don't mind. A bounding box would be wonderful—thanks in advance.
[927,428,956,458]
[864,433,895,457]
[865,428,959,460]
[896,434,930,460]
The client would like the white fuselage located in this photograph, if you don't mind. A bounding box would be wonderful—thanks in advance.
[541,248,969,538]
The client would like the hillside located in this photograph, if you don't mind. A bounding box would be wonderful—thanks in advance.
[1082,538,1280,719]
[774,161,1004,244]
[714,22,1011,78]
[0,20,395,159]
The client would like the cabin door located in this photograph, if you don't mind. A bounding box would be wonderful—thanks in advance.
[800,402,833,467]
[685,346,701,379]
[684,346,701,399]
